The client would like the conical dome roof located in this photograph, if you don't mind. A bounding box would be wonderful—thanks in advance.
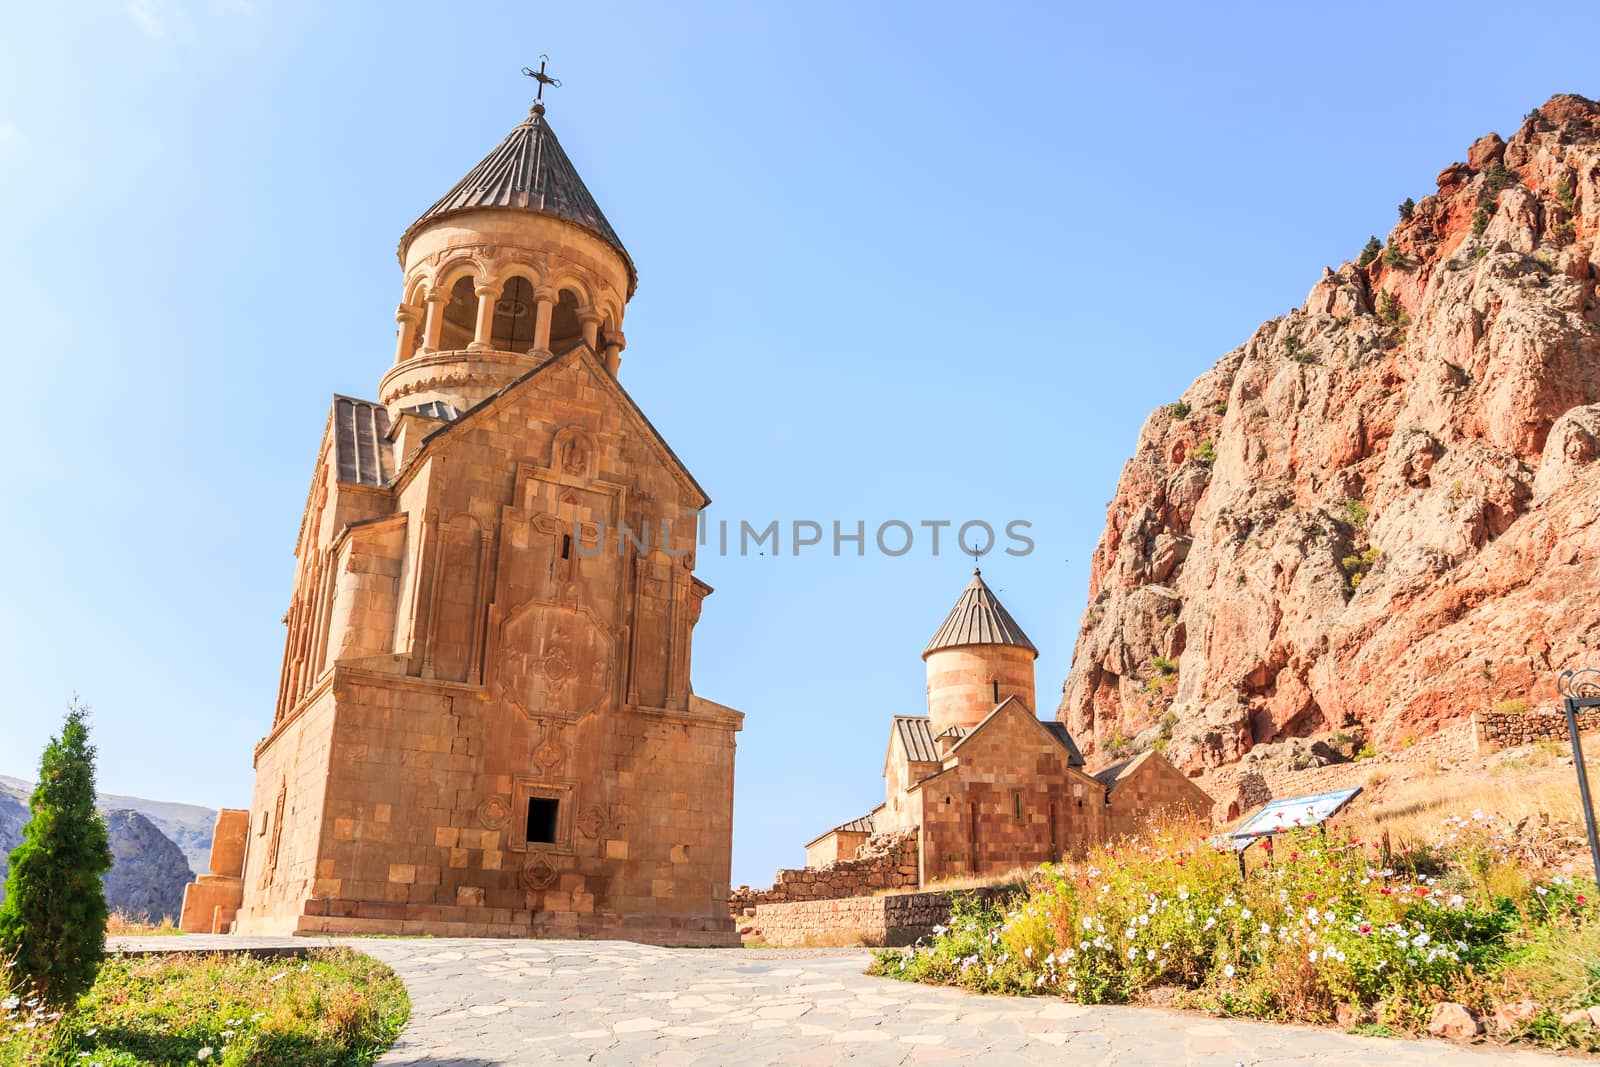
[401,105,636,294]
[922,569,1038,658]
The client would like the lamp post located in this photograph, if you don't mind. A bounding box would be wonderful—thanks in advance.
[1557,668,1600,888]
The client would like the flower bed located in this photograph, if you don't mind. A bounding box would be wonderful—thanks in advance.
[871,815,1598,1051]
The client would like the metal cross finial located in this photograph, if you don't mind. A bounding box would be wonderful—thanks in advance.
[521,56,562,105]
[971,547,982,575]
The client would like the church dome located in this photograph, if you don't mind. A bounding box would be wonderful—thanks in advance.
[399,104,636,296]
[922,569,1038,659]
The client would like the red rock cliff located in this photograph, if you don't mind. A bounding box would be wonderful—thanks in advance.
[1059,94,1600,772]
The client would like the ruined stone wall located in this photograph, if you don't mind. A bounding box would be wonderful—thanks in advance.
[730,831,918,913]
[1473,707,1600,753]
[743,886,1016,947]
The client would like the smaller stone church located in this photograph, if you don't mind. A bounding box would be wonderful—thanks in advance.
[797,570,1211,887]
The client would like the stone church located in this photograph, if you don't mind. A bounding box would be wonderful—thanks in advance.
[802,571,1211,884]
[179,94,743,944]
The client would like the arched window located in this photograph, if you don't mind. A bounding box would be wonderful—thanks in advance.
[549,288,583,351]
[398,284,427,361]
[491,277,537,352]
[439,276,477,351]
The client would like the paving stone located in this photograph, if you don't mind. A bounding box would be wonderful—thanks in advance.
[110,935,1579,1064]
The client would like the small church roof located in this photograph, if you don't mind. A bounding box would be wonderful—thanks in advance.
[1091,751,1152,788]
[1041,722,1087,767]
[922,569,1038,658]
[891,716,942,763]
[401,105,636,295]
[332,396,394,487]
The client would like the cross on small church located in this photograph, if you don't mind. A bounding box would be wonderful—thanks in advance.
[521,56,562,104]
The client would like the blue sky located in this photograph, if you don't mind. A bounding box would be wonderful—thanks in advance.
[0,1,1594,887]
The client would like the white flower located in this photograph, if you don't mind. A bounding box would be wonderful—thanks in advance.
[1535,886,1549,897]
[1449,895,1464,908]
[1411,932,1430,948]
[1240,908,1252,920]
[1260,922,1271,935]
[1308,950,1318,963]
[1223,964,1235,978]
[1125,927,1138,939]
[198,1049,213,1062]
[931,924,948,936]
[1,998,17,1011]
[1178,887,1190,900]
[1082,917,1094,930]
[1128,946,1139,960]
[1203,917,1216,931]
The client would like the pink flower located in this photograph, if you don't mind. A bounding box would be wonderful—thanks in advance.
[1578,894,1588,905]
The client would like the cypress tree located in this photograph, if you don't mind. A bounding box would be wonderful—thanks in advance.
[0,700,114,1005]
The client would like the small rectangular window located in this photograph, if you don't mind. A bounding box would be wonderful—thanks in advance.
[1014,792,1022,819]
[526,797,559,844]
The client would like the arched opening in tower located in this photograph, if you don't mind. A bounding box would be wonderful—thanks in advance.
[439,276,477,351]
[549,288,583,352]
[491,276,537,352]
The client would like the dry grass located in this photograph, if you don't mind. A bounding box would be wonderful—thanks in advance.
[105,911,183,937]
[1344,733,1598,856]
[910,866,1034,895]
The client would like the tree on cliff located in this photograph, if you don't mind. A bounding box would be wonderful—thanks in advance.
[0,699,114,1005]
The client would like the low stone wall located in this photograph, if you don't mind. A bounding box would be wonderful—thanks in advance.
[744,886,1016,948]
[730,830,919,915]
[1473,707,1600,753]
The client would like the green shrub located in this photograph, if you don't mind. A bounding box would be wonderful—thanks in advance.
[1555,177,1576,212]
[1151,655,1179,677]
[1398,197,1415,221]
[0,701,114,1006]
[1341,546,1380,587]
[1472,207,1492,235]
[1341,499,1368,529]
[1170,401,1191,419]
[1375,290,1408,327]
[1354,743,1378,761]
[1213,401,1228,417]
[1192,440,1217,465]
[1382,244,1410,269]
[1284,333,1313,364]
[1483,161,1520,193]
[1356,237,1382,269]
[1551,220,1576,246]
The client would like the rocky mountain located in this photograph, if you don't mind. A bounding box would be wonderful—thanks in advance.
[101,810,194,921]
[0,774,215,874]
[1060,94,1600,774]
[0,777,211,921]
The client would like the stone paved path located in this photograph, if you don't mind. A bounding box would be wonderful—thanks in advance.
[113,936,1575,1065]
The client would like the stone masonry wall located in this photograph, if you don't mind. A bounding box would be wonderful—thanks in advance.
[744,886,1015,948]
[730,831,918,915]
[1473,707,1600,753]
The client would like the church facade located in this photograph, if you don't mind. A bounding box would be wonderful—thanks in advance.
[803,571,1211,884]
[180,95,743,944]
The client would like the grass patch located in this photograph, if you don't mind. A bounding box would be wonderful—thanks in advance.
[1,947,408,1066]
[105,913,183,938]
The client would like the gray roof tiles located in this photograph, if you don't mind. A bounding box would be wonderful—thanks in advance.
[404,108,636,294]
[332,396,394,487]
[923,570,1038,657]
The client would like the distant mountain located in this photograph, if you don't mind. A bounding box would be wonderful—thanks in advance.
[0,777,216,921]
[0,775,216,874]
[102,810,194,921]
